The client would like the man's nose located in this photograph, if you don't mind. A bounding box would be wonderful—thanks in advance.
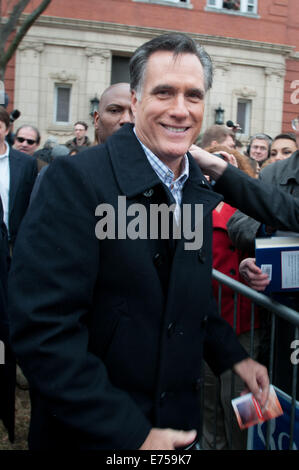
[169,95,189,118]
[119,109,133,126]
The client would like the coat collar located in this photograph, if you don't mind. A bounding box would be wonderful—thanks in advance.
[107,124,161,198]
[261,150,299,187]
[278,151,299,186]
[107,123,222,212]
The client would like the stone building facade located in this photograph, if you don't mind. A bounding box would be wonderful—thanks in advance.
[6,0,299,145]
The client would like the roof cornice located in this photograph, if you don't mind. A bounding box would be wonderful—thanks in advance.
[20,15,295,57]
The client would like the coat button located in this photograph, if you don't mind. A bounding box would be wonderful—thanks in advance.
[167,322,176,337]
[201,315,208,327]
[160,391,167,405]
[229,268,236,276]
[229,245,235,252]
[143,188,154,197]
[153,253,163,267]
[193,378,202,392]
[198,248,206,263]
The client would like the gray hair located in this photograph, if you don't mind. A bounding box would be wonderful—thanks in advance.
[43,136,59,149]
[129,33,213,99]
[249,133,273,148]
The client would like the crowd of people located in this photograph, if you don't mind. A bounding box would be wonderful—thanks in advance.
[0,32,298,451]
[195,122,299,449]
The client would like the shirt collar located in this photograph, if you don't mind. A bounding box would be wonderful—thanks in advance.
[0,141,9,160]
[133,127,189,189]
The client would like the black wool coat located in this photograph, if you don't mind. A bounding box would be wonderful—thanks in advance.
[0,197,15,442]
[8,148,38,247]
[9,124,299,450]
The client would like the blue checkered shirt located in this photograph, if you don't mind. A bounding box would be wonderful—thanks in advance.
[134,128,189,221]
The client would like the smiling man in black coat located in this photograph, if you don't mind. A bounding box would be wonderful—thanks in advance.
[8,33,299,450]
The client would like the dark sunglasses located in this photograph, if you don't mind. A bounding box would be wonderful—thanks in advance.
[16,136,36,145]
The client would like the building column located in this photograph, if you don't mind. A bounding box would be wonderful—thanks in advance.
[263,66,286,137]
[84,48,111,115]
[15,41,45,127]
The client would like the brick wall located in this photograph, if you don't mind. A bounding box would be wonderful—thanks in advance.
[42,0,294,45]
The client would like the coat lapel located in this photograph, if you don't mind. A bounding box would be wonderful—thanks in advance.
[8,149,23,216]
[174,153,223,249]
[183,153,223,216]
[107,124,161,198]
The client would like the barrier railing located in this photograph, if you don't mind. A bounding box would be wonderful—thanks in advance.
[200,269,299,451]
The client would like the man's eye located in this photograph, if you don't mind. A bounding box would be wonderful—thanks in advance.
[108,108,121,114]
[188,93,202,101]
[157,91,169,97]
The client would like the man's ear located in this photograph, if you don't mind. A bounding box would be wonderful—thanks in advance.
[131,90,138,118]
[93,111,99,130]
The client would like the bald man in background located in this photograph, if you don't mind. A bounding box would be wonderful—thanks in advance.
[94,83,134,144]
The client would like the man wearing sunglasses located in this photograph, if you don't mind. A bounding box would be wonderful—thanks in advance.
[13,125,40,156]
[0,113,38,249]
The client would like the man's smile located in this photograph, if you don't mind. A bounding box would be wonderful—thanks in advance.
[162,124,190,133]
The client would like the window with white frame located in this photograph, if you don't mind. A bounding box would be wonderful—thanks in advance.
[236,99,251,135]
[54,85,71,124]
[207,0,257,14]
[246,0,256,12]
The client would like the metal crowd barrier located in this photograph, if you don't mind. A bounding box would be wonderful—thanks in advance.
[199,269,299,451]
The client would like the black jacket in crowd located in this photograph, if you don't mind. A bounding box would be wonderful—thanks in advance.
[8,148,38,248]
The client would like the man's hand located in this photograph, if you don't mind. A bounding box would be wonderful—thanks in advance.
[139,428,197,450]
[189,145,228,181]
[233,358,269,409]
[239,258,270,291]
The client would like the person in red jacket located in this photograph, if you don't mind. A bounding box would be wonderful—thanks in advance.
[201,146,261,450]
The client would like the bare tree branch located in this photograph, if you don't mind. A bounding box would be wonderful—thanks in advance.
[0,0,51,74]
[1,0,31,42]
